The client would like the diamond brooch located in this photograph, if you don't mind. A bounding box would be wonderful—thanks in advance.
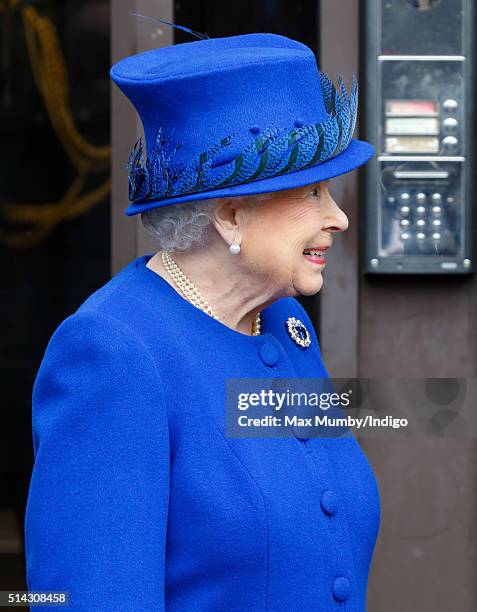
[285,316,311,348]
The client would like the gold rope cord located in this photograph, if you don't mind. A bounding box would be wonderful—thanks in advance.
[0,3,112,248]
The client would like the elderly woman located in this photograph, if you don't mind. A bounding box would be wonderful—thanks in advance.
[24,32,381,611]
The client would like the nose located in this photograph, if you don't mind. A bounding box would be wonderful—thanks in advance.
[322,192,349,233]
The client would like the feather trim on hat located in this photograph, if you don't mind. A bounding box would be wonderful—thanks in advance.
[126,71,358,204]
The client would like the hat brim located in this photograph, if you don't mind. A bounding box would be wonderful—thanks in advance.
[124,138,375,216]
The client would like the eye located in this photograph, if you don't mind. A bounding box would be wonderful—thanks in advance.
[310,186,321,198]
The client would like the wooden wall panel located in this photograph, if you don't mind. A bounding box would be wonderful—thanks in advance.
[111,0,172,273]
[320,0,361,377]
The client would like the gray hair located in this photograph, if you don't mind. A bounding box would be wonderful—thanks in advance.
[141,193,273,252]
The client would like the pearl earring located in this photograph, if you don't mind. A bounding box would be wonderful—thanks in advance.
[229,232,241,255]
[229,241,241,255]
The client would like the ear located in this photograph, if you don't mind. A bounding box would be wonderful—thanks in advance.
[211,198,244,244]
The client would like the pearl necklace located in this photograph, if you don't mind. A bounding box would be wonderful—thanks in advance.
[161,251,262,336]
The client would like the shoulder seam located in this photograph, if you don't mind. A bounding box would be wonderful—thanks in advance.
[78,262,142,313]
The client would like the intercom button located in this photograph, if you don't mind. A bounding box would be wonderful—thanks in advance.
[443,117,458,129]
[443,99,458,112]
[442,135,458,148]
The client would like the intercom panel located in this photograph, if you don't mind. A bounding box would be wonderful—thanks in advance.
[363,0,475,274]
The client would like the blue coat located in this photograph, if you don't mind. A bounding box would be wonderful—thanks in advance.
[24,254,381,611]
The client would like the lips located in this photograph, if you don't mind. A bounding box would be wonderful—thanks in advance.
[303,246,330,254]
[303,247,328,266]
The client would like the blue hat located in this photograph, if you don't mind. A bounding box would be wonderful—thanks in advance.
[110,32,375,216]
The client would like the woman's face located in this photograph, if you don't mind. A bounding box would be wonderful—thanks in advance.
[238,180,349,297]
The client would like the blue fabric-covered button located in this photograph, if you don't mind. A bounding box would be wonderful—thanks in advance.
[258,343,279,367]
[332,576,351,602]
[320,489,338,516]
